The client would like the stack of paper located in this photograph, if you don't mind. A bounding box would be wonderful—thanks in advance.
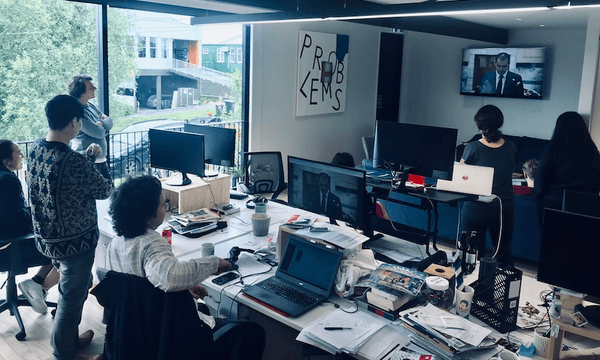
[296,309,388,354]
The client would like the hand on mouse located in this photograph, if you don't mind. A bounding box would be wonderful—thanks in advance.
[216,258,232,274]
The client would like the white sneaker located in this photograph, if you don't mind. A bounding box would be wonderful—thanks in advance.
[18,279,47,314]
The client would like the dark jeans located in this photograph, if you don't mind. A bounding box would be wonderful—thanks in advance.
[95,161,112,182]
[212,318,265,360]
[460,198,515,267]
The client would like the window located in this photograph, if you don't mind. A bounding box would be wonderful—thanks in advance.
[138,36,146,58]
[161,38,168,58]
[203,47,209,55]
[149,37,157,58]
[217,48,224,63]
[229,50,235,64]
[237,48,242,63]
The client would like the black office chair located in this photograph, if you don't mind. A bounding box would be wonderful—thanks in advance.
[240,151,287,204]
[0,233,58,341]
[562,189,600,218]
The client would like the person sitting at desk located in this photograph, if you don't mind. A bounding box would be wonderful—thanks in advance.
[105,175,265,360]
[305,172,344,220]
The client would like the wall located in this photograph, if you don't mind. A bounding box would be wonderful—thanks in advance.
[250,22,382,167]
[400,28,588,143]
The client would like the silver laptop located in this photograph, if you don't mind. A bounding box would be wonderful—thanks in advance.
[242,235,342,317]
[436,163,494,196]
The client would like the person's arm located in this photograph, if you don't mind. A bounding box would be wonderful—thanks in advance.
[80,104,108,139]
[0,175,33,235]
[70,151,113,199]
[91,103,114,131]
[532,149,554,200]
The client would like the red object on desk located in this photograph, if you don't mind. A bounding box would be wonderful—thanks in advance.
[242,293,290,317]
[408,174,425,185]
[513,185,533,195]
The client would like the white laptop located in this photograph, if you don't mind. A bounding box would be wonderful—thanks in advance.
[436,163,494,196]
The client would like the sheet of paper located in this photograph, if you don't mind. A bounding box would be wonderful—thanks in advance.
[417,304,492,347]
[235,253,272,278]
[295,223,369,249]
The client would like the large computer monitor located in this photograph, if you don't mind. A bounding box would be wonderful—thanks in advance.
[183,123,236,167]
[372,121,458,181]
[537,208,600,298]
[288,156,367,229]
[149,128,205,186]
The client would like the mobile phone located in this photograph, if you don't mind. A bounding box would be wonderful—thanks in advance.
[259,258,278,267]
[212,272,240,285]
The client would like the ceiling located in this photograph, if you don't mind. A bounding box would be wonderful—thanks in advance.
[75,0,600,44]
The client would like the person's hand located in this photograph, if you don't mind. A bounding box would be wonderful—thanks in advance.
[85,143,101,158]
[100,114,108,120]
[96,120,103,127]
[189,285,208,299]
[216,258,232,274]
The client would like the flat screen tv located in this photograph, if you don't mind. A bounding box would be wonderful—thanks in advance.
[287,156,367,229]
[460,47,546,99]
[183,123,236,167]
[149,129,205,186]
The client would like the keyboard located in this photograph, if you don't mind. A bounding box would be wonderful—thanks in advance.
[258,278,318,307]
[230,190,248,199]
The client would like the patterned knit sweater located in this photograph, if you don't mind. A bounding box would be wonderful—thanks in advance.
[28,139,113,259]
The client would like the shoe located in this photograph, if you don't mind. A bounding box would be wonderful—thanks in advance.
[18,279,47,314]
[74,354,102,360]
[76,330,95,350]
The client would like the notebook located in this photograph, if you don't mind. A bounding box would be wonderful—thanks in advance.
[435,163,494,196]
[242,234,343,317]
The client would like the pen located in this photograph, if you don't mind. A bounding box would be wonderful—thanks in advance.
[324,327,353,330]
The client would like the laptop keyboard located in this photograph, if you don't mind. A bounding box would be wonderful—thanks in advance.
[258,278,318,307]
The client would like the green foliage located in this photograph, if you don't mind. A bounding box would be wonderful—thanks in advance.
[0,1,135,141]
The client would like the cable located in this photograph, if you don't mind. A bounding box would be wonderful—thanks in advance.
[323,300,358,313]
[491,195,503,259]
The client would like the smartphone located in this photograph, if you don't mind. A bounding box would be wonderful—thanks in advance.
[212,272,240,285]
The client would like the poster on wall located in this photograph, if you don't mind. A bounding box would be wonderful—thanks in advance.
[296,30,349,117]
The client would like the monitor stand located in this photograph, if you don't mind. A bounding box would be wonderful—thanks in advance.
[204,170,220,178]
[166,172,192,186]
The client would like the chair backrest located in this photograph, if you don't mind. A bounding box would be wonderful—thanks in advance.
[362,136,375,160]
[242,151,286,199]
[0,233,40,275]
[562,190,600,218]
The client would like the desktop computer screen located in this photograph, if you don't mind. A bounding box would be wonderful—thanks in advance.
[183,123,236,167]
[287,156,367,229]
[537,208,600,298]
[149,129,205,185]
[372,121,458,181]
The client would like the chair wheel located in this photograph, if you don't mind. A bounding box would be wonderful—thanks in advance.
[16,331,26,341]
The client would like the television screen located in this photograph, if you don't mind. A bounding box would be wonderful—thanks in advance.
[183,123,236,167]
[288,156,367,229]
[372,121,457,180]
[537,209,600,298]
[460,47,546,99]
[149,129,205,185]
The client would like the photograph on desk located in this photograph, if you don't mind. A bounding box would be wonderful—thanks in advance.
[367,264,427,297]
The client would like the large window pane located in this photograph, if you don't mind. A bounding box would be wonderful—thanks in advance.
[149,37,157,58]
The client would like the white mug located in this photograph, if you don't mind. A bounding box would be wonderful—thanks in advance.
[495,350,520,360]
[201,242,215,257]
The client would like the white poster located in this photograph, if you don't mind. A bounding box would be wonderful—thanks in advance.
[296,31,349,116]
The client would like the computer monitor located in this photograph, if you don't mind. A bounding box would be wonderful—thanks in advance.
[372,121,458,181]
[183,123,236,167]
[562,190,600,218]
[537,208,600,298]
[287,156,367,229]
[149,128,205,186]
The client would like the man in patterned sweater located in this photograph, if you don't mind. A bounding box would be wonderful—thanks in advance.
[28,95,113,360]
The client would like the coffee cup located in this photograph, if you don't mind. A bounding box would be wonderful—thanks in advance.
[251,213,271,236]
[455,285,474,318]
[201,242,215,257]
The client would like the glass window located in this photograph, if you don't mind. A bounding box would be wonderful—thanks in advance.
[228,50,235,64]
[149,37,157,58]
[161,38,168,58]
[203,47,209,55]
[237,48,242,63]
[217,48,225,63]
[138,36,146,58]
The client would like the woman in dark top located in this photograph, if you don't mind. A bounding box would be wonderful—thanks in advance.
[0,139,59,314]
[533,112,600,225]
[460,105,518,267]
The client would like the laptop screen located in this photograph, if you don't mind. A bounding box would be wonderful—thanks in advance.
[278,235,342,292]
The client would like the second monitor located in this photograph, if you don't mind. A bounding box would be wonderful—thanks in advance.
[184,123,236,167]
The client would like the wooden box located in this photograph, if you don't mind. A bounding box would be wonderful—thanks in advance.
[161,174,230,214]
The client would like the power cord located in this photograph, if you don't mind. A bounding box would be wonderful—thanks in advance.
[323,300,358,313]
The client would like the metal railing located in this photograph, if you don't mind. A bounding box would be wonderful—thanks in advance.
[169,59,234,87]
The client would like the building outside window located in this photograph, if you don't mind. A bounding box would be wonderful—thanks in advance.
[203,47,209,55]
[237,48,242,63]
[229,50,235,64]
[162,38,168,58]
[217,48,225,63]
[138,36,146,58]
[150,37,157,58]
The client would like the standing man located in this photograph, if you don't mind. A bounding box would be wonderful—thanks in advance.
[478,53,524,97]
[28,95,113,360]
[67,74,113,181]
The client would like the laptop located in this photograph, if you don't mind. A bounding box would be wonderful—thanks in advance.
[242,235,343,317]
[436,163,494,196]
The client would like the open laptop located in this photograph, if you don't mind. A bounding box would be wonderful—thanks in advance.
[242,234,343,317]
[436,163,494,196]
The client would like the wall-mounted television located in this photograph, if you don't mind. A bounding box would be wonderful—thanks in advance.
[460,47,546,99]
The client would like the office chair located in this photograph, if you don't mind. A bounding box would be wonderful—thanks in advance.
[562,189,600,218]
[0,233,58,341]
[240,151,287,204]
[362,136,375,160]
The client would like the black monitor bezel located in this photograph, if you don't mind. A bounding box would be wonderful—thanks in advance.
[183,123,236,167]
[149,128,206,178]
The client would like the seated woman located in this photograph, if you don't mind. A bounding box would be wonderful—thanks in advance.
[0,139,59,315]
[106,175,265,360]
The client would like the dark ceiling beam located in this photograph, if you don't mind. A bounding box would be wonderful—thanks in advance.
[67,0,231,17]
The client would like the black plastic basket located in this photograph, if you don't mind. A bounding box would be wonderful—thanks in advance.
[469,267,522,333]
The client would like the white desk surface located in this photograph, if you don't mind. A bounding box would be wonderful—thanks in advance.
[96,197,599,360]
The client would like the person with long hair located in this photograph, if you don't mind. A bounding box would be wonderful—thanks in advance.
[460,105,518,267]
[533,112,600,225]
[0,139,59,315]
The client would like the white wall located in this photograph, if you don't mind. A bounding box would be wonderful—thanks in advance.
[250,22,382,166]
[400,28,588,143]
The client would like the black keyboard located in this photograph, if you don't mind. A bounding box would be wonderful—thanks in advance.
[258,279,318,307]
[230,190,248,200]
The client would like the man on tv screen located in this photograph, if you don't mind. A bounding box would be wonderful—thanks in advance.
[304,172,344,220]
[478,52,524,97]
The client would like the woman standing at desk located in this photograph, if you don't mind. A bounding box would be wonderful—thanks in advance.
[533,111,600,226]
[460,105,518,267]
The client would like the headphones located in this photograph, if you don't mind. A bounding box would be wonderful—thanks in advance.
[246,196,268,209]
[225,246,255,270]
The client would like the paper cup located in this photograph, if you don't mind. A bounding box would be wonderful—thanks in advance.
[251,213,271,236]
[533,328,552,358]
[455,285,475,318]
[255,202,267,213]
[201,242,215,257]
